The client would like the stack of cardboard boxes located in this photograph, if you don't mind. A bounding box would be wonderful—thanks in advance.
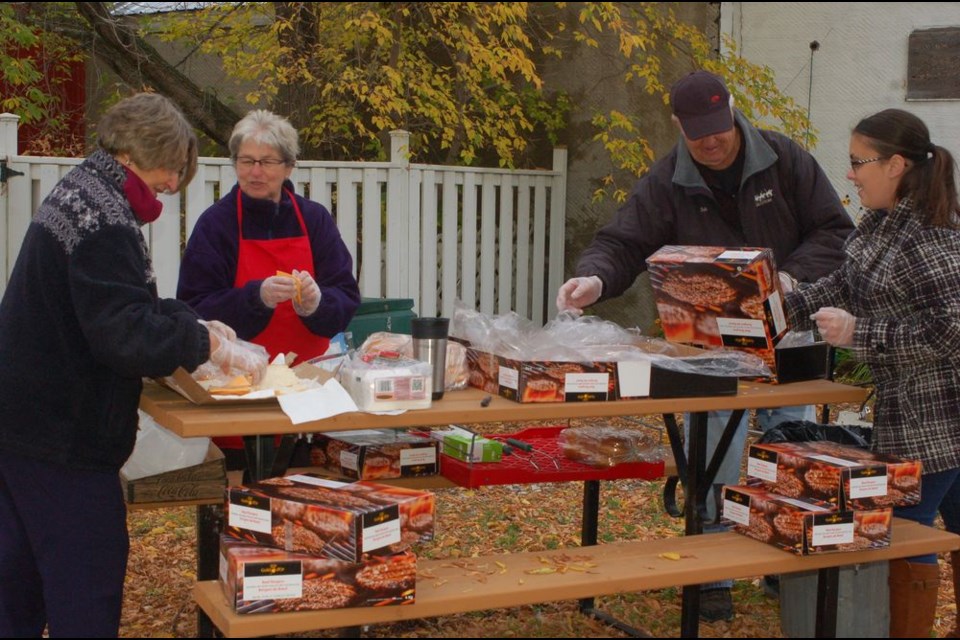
[219,473,433,613]
[723,440,921,555]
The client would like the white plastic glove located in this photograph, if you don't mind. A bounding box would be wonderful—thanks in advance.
[292,269,321,316]
[209,337,268,384]
[811,307,856,347]
[260,275,297,308]
[198,319,237,342]
[778,271,798,294]
[556,276,603,314]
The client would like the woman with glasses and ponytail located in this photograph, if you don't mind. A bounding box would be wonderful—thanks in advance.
[786,108,960,638]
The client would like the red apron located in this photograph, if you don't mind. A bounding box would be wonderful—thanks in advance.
[216,188,330,450]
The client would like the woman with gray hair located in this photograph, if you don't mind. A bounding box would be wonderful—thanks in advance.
[177,110,360,462]
[0,93,265,637]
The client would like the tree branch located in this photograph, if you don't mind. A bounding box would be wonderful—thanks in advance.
[75,1,240,149]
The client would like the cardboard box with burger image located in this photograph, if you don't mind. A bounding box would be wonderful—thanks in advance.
[309,429,439,481]
[722,483,893,556]
[746,440,922,510]
[225,473,434,563]
[219,535,415,614]
[646,245,832,383]
[461,341,746,402]
[453,307,742,404]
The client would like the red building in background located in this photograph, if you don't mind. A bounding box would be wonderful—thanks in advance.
[1,38,86,156]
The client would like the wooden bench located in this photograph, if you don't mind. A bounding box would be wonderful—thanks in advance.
[194,518,959,638]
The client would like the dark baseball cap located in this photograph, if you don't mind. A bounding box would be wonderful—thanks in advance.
[670,71,734,139]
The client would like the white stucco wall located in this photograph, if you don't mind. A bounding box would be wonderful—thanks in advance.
[721,2,960,220]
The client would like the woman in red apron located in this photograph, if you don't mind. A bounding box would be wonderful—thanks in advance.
[177,110,361,468]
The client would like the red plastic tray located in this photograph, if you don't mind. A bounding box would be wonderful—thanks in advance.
[437,426,665,489]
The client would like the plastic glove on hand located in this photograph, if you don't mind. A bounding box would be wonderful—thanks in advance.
[292,269,321,316]
[209,339,269,385]
[260,275,297,309]
[198,319,237,342]
[556,276,603,314]
[811,307,856,347]
[778,271,797,294]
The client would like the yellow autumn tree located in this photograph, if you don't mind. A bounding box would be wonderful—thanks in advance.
[575,3,815,200]
[148,2,811,199]
[6,1,811,201]
[147,2,557,165]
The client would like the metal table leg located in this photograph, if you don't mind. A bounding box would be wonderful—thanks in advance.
[196,503,223,638]
[243,435,275,482]
[578,480,600,613]
[679,410,709,638]
[578,479,651,637]
[665,409,745,638]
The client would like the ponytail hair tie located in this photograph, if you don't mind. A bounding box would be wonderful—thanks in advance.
[928,143,937,154]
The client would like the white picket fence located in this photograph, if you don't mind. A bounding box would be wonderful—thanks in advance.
[0,115,567,324]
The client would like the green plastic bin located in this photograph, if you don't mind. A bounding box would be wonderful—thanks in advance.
[345,297,417,347]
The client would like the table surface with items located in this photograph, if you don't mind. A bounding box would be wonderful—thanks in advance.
[138,377,878,638]
[139,377,867,438]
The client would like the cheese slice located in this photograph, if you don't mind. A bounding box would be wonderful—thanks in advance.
[208,385,253,396]
[208,374,252,396]
[276,270,302,305]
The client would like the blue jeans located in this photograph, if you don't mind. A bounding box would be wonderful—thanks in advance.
[683,405,817,589]
[894,467,960,563]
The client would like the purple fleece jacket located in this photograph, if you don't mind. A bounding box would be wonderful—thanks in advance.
[177,181,360,341]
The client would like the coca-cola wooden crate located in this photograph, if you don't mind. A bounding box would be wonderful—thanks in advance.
[121,442,226,503]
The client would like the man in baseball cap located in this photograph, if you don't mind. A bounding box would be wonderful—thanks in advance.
[557,69,854,622]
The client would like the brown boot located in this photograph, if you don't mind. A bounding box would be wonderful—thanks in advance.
[944,551,960,638]
[888,558,940,638]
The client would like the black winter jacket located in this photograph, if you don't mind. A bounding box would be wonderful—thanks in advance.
[576,110,854,299]
[0,150,210,471]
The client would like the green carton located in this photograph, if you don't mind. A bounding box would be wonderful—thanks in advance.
[346,298,417,347]
[442,433,503,463]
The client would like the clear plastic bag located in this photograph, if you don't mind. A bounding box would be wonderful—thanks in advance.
[192,338,270,387]
[359,331,469,391]
[559,424,664,468]
[776,329,818,349]
[450,301,772,378]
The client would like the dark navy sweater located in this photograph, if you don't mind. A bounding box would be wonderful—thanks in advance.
[0,150,211,471]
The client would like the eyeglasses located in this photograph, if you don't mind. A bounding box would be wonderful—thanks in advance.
[850,156,887,170]
[235,157,288,169]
